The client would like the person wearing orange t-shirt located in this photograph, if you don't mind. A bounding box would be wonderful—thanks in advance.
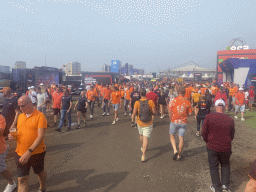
[124,85,131,115]
[234,88,245,121]
[111,87,121,124]
[232,84,239,110]
[52,87,63,126]
[102,85,112,116]
[120,87,125,108]
[87,86,96,119]
[168,86,193,161]
[8,95,47,192]
[0,115,17,191]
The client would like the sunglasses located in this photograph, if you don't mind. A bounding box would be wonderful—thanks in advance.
[19,101,30,108]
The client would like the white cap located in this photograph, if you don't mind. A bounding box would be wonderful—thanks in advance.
[203,85,207,88]
[40,83,44,86]
[221,84,224,87]
[239,87,244,91]
[28,87,31,90]
[30,86,35,89]
[196,84,200,87]
[215,99,225,107]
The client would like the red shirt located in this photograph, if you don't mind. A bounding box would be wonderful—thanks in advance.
[249,89,255,98]
[52,92,63,109]
[146,91,158,105]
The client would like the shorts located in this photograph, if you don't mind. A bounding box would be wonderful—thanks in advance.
[0,146,8,173]
[53,108,60,115]
[232,96,236,103]
[112,104,119,111]
[193,102,198,107]
[138,124,153,138]
[77,108,87,113]
[249,97,254,105]
[121,97,124,100]
[235,105,245,113]
[169,122,187,137]
[14,151,46,177]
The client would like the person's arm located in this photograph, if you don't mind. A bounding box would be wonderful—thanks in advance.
[244,178,256,192]
[201,116,209,142]
[67,97,72,113]
[133,101,138,116]
[74,100,79,110]
[19,127,46,165]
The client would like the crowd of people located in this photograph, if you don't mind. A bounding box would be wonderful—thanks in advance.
[0,80,256,192]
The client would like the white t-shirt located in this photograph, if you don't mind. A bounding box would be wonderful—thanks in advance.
[245,91,249,99]
[29,91,37,104]
[37,93,47,107]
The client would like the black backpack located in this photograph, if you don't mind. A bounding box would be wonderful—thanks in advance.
[139,99,152,122]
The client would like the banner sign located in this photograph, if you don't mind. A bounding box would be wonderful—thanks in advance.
[111,60,119,73]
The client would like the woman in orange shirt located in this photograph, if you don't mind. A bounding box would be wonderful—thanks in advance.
[111,87,121,124]
[120,87,125,108]
[124,85,131,115]
[102,85,112,116]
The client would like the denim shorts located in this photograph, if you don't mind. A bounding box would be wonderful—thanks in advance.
[112,104,119,111]
[169,122,187,137]
[138,124,153,138]
[0,146,8,173]
[235,105,245,112]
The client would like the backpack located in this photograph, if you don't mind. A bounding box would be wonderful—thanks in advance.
[139,99,152,122]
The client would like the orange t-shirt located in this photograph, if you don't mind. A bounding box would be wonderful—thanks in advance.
[134,99,155,127]
[0,115,7,154]
[93,88,98,97]
[111,91,121,104]
[200,88,206,95]
[16,110,47,156]
[130,87,134,92]
[87,90,96,101]
[229,88,234,96]
[210,86,218,96]
[233,87,238,95]
[168,95,193,124]
[103,89,112,100]
[235,92,245,105]
[185,87,191,99]
[120,90,125,98]
[52,92,63,109]
[125,89,131,100]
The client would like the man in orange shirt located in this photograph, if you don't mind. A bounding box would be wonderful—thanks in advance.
[168,86,193,161]
[124,85,131,116]
[232,83,239,110]
[110,87,121,124]
[120,87,125,108]
[8,95,47,192]
[0,115,17,191]
[234,88,245,121]
[87,86,96,119]
[228,84,234,111]
[52,87,63,126]
[102,85,112,116]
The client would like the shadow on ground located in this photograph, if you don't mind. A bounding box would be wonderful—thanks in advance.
[29,169,129,192]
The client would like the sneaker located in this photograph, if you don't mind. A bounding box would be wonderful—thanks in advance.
[134,124,138,128]
[234,116,238,119]
[112,121,116,125]
[83,122,87,128]
[107,113,110,116]
[55,128,61,132]
[141,156,147,162]
[160,116,164,119]
[163,114,166,117]
[210,185,216,192]
[196,132,200,137]
[76,125,81,129]
[116,117,119,122]
[124,112,127,116]
[67,127,71,131]
[222,185,231,192]
[102,112,105,116]
[131,122,135,127]
[129,113,131,116]
[90,115,93,119]
[241,118,245,121]
[4,181,17,192]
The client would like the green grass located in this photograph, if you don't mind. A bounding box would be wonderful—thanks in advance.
[226,110,256,128]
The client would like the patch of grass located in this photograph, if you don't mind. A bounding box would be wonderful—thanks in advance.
[225,110,256,129]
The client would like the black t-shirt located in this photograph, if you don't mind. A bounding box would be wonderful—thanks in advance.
[2,97,18,127]
[61,95,72,110]
[249,159,256,180]
[77,97,87,110]
[197,100,210,117]
[159,94,167,104]
[130,91,141,107]
[154,89,161,97]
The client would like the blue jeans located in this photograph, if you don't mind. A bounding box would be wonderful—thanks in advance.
[59,110,72,129]
[103,99,110,113]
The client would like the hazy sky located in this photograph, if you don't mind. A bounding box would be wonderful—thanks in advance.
[1,0,256,73]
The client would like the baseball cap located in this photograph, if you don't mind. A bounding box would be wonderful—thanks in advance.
[28,87,31,90]
[0,87,11,93]
[30,86,35,89]
[40,83,44,86]
[221,84,224,87]
[239,87,243,91]
[215,99,225,107]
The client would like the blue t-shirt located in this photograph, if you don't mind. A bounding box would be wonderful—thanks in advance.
[61,95,72,110]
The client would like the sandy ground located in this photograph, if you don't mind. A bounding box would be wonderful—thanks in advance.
[1,104,256,192]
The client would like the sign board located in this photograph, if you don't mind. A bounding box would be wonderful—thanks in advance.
[111,60,119,73]
[227,45,249,50]
[84,77,97,85]
[176,78,183,82]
